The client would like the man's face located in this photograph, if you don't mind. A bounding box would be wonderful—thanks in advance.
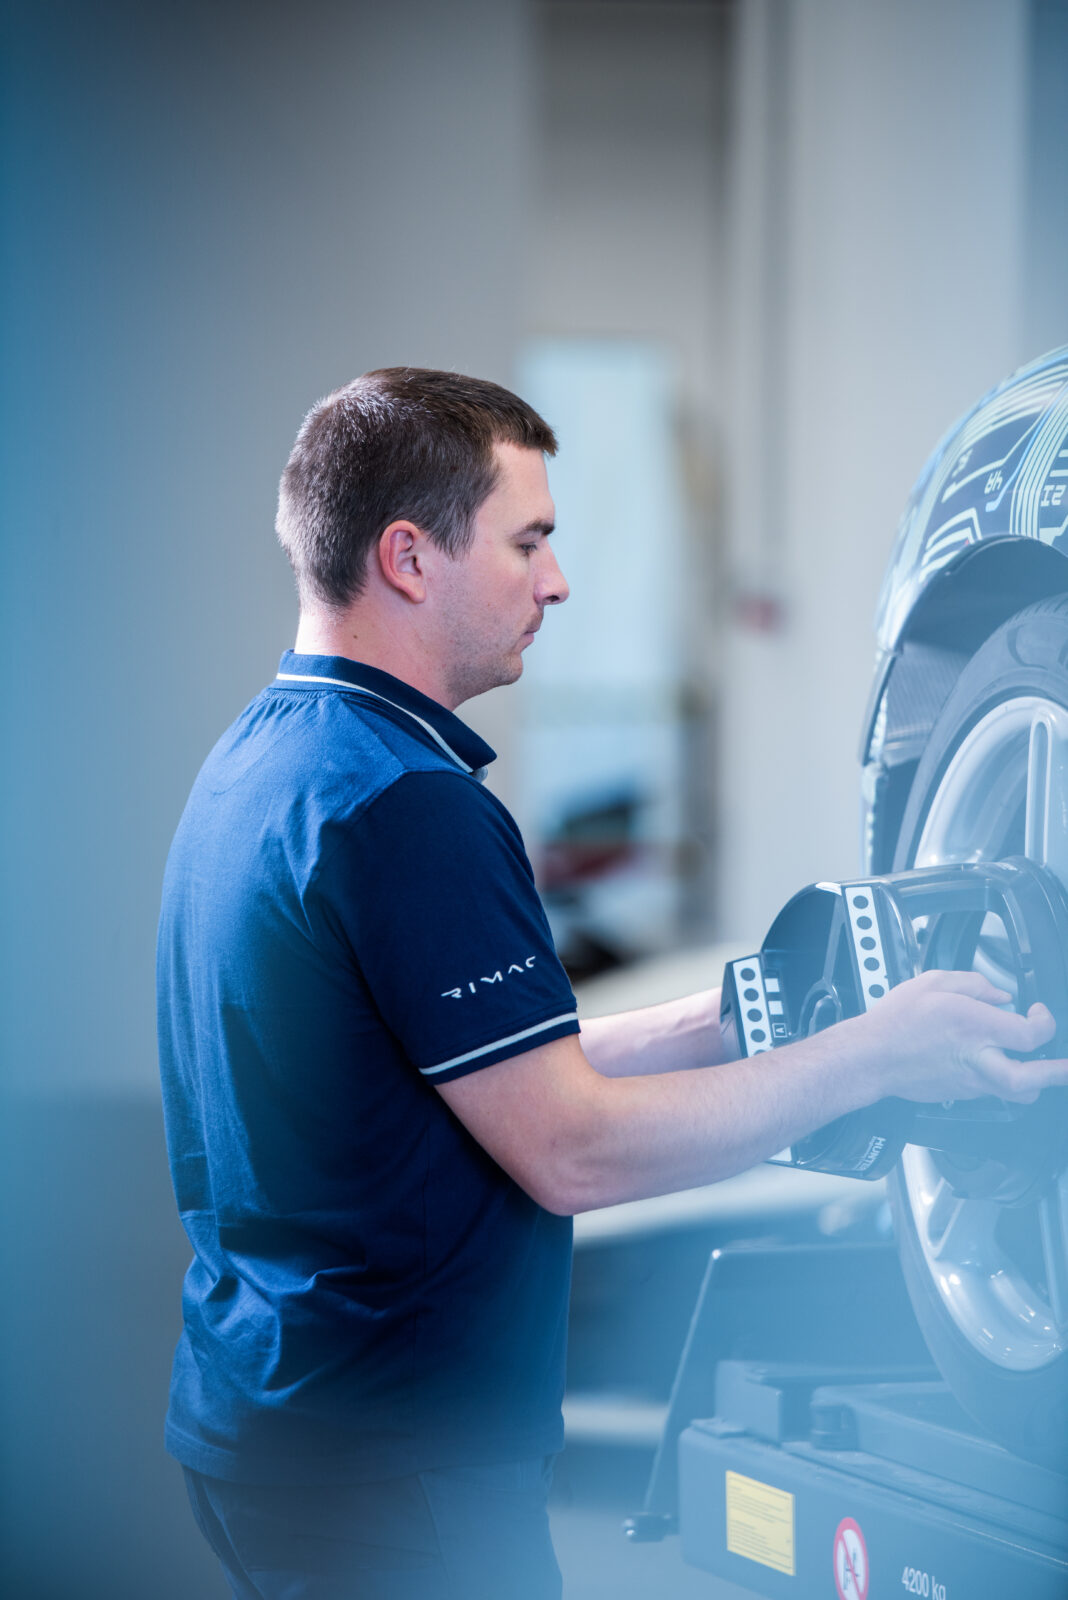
[432,442,568,707]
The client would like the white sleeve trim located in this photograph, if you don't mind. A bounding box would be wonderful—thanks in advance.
[420,1012,579,1077]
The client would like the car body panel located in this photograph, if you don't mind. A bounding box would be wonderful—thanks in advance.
[861,350,1068,872]
[875,347,1068,659]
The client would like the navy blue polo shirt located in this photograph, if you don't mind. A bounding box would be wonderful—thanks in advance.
[157,652,580,1485]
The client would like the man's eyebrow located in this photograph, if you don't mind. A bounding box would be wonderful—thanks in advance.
[517,519,555,536]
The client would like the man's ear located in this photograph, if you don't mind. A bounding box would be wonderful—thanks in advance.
[377,521,428,603]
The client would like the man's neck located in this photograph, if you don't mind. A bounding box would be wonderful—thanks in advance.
[293,609,456,708]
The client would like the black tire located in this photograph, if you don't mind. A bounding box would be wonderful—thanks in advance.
[888,594,1068,1472]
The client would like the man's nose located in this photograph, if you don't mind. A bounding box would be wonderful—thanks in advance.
[536,546,569,606]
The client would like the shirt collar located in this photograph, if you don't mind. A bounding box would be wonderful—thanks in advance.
[274,651,496,779]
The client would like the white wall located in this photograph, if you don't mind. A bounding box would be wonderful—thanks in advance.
[718,0,1065,940]
[529,0,730,435]
[525,0,732,927]
[0,0,533,1096]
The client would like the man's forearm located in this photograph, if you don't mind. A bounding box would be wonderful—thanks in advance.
[443,1013,877,1217]
[440,970,1066,1218]
[579,988,730,1077]
[550,1015,881,1212]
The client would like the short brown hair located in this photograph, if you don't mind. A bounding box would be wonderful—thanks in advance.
[276,367,557,607]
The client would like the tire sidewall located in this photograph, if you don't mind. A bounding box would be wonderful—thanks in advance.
[889,597,1068,1471]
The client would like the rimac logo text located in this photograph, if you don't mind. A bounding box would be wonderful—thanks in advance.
[441,956,537,999]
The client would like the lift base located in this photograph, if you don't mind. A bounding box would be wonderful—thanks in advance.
[679,1373,1068,1598]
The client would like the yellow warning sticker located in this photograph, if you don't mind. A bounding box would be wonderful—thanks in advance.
[725,1470,796,1576]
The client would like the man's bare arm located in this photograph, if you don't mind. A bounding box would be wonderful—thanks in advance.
[579,988,729,1077]
[439,970,1068,1216]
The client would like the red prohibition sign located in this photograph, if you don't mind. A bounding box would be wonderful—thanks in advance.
[833,1517,869,1600]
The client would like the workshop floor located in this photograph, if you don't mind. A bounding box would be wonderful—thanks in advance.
[552,1504,752,1598]
[550,1447,754,1600]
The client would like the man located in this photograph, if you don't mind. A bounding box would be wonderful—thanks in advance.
[158,368,1067,1600]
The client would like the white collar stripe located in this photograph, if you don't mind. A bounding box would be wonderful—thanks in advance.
[275,672,475,775]
[419,1013,579,1077]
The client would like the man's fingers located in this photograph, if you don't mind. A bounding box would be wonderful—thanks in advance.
[975,1046,1068,1102]
[982,999,1057,1051]
[914,966,1016,1004]
[1024,1000,1058,1043]
[923,972,1058,1048]
[919,968,1011,1004]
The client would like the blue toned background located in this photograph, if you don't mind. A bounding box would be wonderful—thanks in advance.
[2,2,1067,1596]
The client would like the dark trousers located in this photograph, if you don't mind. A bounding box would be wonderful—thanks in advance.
[184,1457,562,1600]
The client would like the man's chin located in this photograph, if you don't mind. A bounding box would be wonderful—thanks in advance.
[492,656,525,691]
[453,656,523,707]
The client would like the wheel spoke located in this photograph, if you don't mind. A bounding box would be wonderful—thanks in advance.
[923,1179,999,1264]
[1025,708,1068,889]
[972,918,1017,998]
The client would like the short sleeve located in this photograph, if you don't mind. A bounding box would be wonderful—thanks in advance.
[322,770,579,1083]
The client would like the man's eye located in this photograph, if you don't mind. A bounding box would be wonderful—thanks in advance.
[519,542,538,555]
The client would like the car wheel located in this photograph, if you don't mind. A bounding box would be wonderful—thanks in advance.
[888,594,1068,1470]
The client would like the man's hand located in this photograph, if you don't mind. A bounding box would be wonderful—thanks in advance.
[835,968,1065,1106]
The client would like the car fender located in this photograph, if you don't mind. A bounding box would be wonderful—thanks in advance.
[861,346,1068,871]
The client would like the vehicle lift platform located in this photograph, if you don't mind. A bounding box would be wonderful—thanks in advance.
[625,1240,1068,1598]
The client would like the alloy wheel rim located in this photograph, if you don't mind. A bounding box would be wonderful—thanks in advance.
[903,696,1068,1371]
